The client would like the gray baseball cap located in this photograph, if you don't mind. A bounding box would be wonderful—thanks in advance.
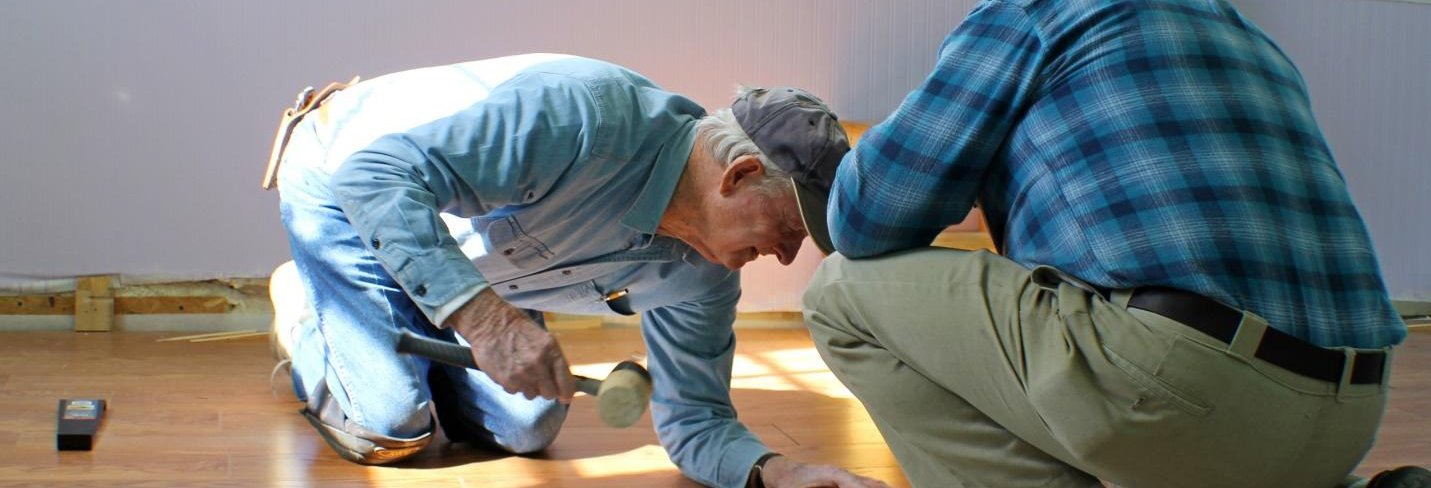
[732,87,849,256]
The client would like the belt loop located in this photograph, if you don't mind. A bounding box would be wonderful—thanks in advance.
[1335,348,1356,402]
[1228,312,1267,360]
[1110,289,1134,308]
[1052,268,1102,297]
[1029,266,1062,292]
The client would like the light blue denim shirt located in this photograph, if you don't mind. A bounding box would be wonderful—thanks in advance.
[310,55,767,487]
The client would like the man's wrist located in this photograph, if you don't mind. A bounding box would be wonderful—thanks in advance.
[432,283,486,327]
[445,289,503,340]
[746,452,783,488]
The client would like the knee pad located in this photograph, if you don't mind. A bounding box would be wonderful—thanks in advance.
[302,379,432,465]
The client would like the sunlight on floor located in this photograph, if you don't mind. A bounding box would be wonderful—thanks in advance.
[731,348,857,399]
[569,345,856,399]
[361,446,679,488]
[269,419,313,487]
[564,444,674,479]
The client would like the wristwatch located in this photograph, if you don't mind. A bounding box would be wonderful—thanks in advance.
[746,452,783,488]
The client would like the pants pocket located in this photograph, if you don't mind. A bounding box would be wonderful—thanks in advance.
[1101,344,1213,417]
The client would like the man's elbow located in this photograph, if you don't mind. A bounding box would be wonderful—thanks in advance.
[328,159,375,211]
[329,151,411,208]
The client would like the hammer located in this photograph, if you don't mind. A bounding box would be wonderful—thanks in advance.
[395,330,653,428]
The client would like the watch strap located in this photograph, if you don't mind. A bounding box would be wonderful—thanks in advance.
[746,452,783,488]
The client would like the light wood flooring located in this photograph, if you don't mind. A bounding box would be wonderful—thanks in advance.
[0,327,1426,487]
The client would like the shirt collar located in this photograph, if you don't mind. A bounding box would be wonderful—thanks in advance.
[620,120,697,234]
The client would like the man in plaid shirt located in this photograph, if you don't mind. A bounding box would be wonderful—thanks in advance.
[799,0,1425,486]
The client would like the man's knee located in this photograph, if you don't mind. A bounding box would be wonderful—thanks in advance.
[802,252,852,314]
[357,405,434,443]
[489,401,567,454]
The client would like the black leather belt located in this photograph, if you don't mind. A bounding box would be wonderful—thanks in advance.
[1127,287,1386,385]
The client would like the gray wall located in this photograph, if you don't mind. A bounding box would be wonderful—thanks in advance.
[1233,0,1431,300]
[0,0,846,281]
[1,0,1426,300]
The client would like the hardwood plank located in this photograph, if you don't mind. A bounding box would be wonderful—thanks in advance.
[0,328,1424,486]
[0,451,230,481]
[931,230,997,252]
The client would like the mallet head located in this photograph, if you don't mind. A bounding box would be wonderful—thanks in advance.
[595,360,652,428]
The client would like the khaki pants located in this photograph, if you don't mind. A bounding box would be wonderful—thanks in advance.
[802,248,1388,488]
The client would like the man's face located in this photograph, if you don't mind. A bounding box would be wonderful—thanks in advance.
[696,184,808,270]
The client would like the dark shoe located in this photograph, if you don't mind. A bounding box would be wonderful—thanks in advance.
[300,379,432,465]
[1368,466,1431,488]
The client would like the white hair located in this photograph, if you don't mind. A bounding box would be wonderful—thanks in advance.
[694,88,791,196]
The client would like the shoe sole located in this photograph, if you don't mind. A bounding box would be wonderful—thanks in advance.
[1372,467,1431,488]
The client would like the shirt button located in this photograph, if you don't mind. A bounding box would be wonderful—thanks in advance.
[562,270,572,276]
[413,285,427,297]
[371,238,382,250]
[508,284,519,291]
[503,248,515,256]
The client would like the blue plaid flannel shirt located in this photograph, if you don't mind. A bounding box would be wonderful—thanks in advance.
[828,0,1405,349]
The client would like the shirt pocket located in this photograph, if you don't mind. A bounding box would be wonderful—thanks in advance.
[500,279,612,315]
[476,215,554,269]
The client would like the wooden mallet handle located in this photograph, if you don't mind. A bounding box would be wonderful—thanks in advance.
[395,331,650,427]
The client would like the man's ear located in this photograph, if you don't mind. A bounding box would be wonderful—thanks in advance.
[718,154,766,196]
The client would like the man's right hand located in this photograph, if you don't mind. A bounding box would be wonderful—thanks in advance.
[443,288,577,403]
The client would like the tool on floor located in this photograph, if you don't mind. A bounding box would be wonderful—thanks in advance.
[56,398,105,451]
[395,330,653,428]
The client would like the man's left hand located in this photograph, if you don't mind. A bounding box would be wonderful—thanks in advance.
[761,455,891,488]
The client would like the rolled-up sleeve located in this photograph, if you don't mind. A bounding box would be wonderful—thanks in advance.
[641,271,770,487]
[330,72,599,325]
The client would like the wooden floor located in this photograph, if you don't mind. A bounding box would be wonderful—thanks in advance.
[0,328,1426,487]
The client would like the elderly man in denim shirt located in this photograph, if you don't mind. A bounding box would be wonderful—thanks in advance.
[272,54,885,488]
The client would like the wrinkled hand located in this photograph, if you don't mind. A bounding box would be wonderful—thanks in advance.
[444,288,576,403]
[762,456,891,488]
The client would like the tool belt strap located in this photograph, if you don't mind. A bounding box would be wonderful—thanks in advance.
[261,75,361,190]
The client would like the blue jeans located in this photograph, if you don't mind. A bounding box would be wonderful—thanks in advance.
[278,157,565,454]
